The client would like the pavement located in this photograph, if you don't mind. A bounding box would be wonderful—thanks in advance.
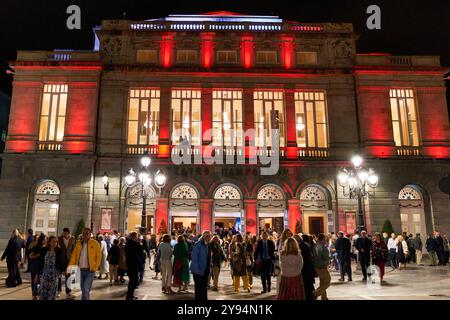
[1,260,449,300]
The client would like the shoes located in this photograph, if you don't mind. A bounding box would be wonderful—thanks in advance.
[267,287,271,292]
[261,289,267,293]
[362,278,367,281]
[348,278,352,281]
[338,278,344,282]
[247,288,251,293]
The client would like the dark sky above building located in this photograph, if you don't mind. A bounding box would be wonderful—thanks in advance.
[0,0,449,96]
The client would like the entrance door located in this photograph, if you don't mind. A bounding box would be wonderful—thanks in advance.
[400,207,427,239]
[172,216,197,232]
[309,217,324,235]
[33,203,59,237]
[127,208,154,234]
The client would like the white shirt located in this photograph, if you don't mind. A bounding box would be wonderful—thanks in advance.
[388,238,398,251]
[63,237,69,249]
[79,242,89,269]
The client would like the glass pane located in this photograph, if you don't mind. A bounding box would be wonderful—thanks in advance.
[306,102,315,147]
[128,121,138,144]
[399,100,409,145]
[406,98,416,121]
[410,121,419,146]
[56,116,65,141]
[192,99,201,121]
[141,99,148,112]
[212,100,222,121]
[41,94,51,116]
[39,116,48,141]
[129,98,139,120]
[58,94,67,116]
[390,99,399,120]
[316,123,327,148]
[212,122,222,146]
[315,101,326,123]
[233,100,242,121]
[149,121,159,145]
[172,121,181,144]
[172,99,180,121]
[393,122,401,146]
[48,94,58,141]
[191,122,201,145]
[413,213,421,223]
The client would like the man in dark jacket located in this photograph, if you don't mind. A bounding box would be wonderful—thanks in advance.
[355,231,372,280]
[209,235,227,291]
[434,231,445,265]
[57,227,75,296]
[335,231,352,281]
[426,234,438,266]
[1,229,24,287]
[413,233,423,265]
[125,231,144,300]
[25,229,34,272]
[254,231,275,293]
[299,234,316,301]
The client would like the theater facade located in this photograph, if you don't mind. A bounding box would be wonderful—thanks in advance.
[1,12,449,245]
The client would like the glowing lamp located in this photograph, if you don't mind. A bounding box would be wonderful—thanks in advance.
[337,170,349,186]
[141,154,151,168]
[368,172,379,188]
[351,155,363,167]
[155,170,167,189]
[358,169,369,184]
[125,169,136,187]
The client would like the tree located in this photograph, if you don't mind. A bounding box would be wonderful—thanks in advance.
[295,220,303,234]
[158,219,168,235]
[381,219,394,235]
[74,219,85,240]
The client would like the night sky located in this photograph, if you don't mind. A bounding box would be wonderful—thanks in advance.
[0,0,449,96]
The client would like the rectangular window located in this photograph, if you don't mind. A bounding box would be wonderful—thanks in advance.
[127,89,160,145]
[294,91,328,148]
[212,90,243,147]
[216,50,238,64]
[296,52,318,65]
[176,50,198,63]
[136,49,158,63]
[39,84,68,142]
[256,51,278,64]
[390,89,419,146]
[253,91,285,147]
[171,89,202,146]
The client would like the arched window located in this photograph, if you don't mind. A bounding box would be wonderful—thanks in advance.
[33,180,60,237]
[214,185,241,200]
[300,185,327,201]
[170,184,199,200]
[398,186,422,200]
[257,184,285,201]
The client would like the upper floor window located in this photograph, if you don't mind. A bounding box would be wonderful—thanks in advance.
[39,84,68,142]
[176,50,198,64]
[256,51,278,65]
[296,52,318,65]
[136,50,158,63]
[390,89,420,147]
[212,90,243,147]
[171,89,201,146]
[216,50,238,64]
[294,91,328,148]
[254,91,285,147]
[127,89,160,145]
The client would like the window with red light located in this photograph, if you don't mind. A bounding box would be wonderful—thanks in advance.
[216,50,238,64]
[176,50,199,64]
[296,52,318,65]
[253,91,285,147]
[127,89,160,145]
[171,89,202,146]
[38,84,68,142]
[255,51,278,65]
[212,90,243,147]
[389,89,420,147]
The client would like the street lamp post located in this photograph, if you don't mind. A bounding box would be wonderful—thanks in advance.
[337,155,379,232]
[125,153,167,236]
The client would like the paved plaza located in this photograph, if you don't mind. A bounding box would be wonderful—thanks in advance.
[1,260,449,300]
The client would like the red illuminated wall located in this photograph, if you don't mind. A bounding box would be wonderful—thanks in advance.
[155,198,169,234]
[357,86,396,157]
[201,88,212,144]
[161,33,175,67]
[201,33,215,68]
[200,199,213,232]
[280,35,294,69]
[158,87,171,157]
[5,82,42,153]
[63,82,99,153]
[244,199,257,235]
[241,35,254,68]
[288,199,301,232]
[416,87,450,158]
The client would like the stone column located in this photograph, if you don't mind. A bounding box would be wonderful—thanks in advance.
[155,198,169,234]
[200,199,213,232]
[288,199,301,233]
[244,199,257,235]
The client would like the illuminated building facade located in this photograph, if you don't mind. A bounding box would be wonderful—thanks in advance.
[1,12,449,245]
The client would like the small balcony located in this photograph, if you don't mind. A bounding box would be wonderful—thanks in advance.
[396,146,423,157]
[126,145,159,155]
[298,147,330,158]
[38,142,62,152]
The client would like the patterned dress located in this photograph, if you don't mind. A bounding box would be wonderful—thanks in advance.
[172,242,190,285]
[39,251,60,300]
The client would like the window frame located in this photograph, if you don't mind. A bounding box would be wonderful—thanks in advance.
[176,49,199,64]
[170,89,202,146]
[216,50,238,64]
[136,49,159,64]
[296,51,319,66]
[212,89,244,147]
[38,84,68,143]
[255,50,279,65]
[389,88,421,147]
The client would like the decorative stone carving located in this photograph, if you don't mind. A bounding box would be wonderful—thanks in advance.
[399,186,422,200]
[332,39,354,59]
[102,37,122,55]
[257,185,284,201]
[36,181,60,195]
[128,184,155,199]
[171,184,198,199]
[300,185,327,201]
[214,185,241,200]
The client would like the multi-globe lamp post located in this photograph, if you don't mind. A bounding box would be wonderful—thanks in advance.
[337,155,379,232]
[124,153,167,236]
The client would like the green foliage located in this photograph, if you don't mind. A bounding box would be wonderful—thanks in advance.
[381,219,394,235]
[295,220,303,234]
[74,219,85,239]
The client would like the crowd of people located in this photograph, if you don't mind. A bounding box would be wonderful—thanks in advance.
[2,225,450,301]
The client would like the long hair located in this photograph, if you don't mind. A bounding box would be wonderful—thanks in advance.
[281,228,293,241]
[282,237,300,256]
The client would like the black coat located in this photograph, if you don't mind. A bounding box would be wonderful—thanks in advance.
[1,236,24,262]
[426,237,437,252]
[108,244,121,265]
[355,237,372,259]
[335,236,352,260]
[125,239,144,273]
[299,241,316,284]
[254,240,275,261]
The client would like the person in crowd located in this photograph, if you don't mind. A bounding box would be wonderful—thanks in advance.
[228,235,237,281]
[396,235,408,270]
[148,234,157,270]
[190,231,212,300]
[335,231,352,282]
[173,235,190,292]
[39,236,63,300]
[28,234,47,299]
[57,227,75,297]
[138,235,150,284]
[97,234,109,280]
[351,231,360,270]
[387,233,398,269]
[68,228,101,300]
[426,234,438,266]
[231,234,250,293]
[355,230,372,281]
[277,237,304,300]
[406,234,415,263]
[313,233,331,300]
[434,231,445,265]
[107,239,120,285]
[170,232,177,247]
[443,233,450,265]
[117,237,127,283]
[1,229,25,287]
[244,234,254,289]
[209,235,226,291]
[372,232,388,282]
[159,234,174,294]
[382,232,389,246]
[413,233,423,266]
[254,231,275,293]
[25,229,34,272]
[328,234,339,272]
[152,235,162,280]
[275,229,293,290]
[124,232,143,300]
[277,229,293,253]
[298,234,316,300]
